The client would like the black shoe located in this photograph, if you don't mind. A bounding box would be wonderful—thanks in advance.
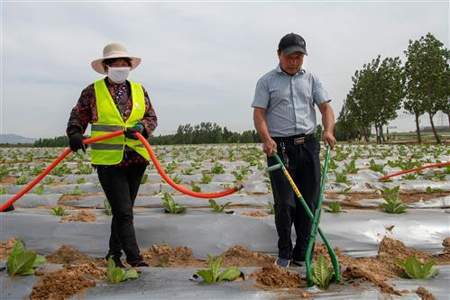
[105,254,125,268]
[128,260,149,267]
[291,259,304,267]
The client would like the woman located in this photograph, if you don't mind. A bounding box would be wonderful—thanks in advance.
[66,43,157,267]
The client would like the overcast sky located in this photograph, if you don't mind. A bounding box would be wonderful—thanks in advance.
[1,1,448,138]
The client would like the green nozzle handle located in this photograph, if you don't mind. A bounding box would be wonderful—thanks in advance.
[267,164,282,172]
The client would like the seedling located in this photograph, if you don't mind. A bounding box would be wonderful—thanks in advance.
[201,173,213,184]
[325,201,342,213]
[380,186,406,214]
[16,176,28,185]
[106,258,139,283]
[396,256,438,279]
[403,174,417,180]
[34,185,44,195]
[104,199,112,216]
[141,173,148,184]
[171,174,182,184]
[312,254,334,290]
[0,186,5,195]
[369,159,385,173]
[334,171,349,184]
[344,160,358,174]
[208,199,232,213]
[181,168,194,175]
[195,255,241,284]
[211,163,225,174]
[67,185,83,196]
[51,206,67,216]
[191,182,201,193]
[267,201,275,214]
[77,163,93,175]
[7,240,46,276]
[76,177,86,184]
[161,192,186,214]
[425,186,443,194]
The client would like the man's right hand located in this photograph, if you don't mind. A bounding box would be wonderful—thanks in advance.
[262,138,277,156]
[69,132,86,153]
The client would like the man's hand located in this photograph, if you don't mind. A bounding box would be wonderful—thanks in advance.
[322,130,336,149]
[262,138,277,156]
[125,123,145,140]
[69,132,86,153]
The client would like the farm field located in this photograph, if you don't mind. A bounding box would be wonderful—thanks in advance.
[1,143,449,299]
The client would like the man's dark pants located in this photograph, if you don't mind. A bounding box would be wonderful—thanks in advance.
[267,136,321,261]
[97,164,146,264]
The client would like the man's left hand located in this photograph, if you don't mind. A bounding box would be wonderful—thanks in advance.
[322,130,336,149]
[125,123,145,140]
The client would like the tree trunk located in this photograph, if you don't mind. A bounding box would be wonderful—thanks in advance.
[415,112,422,144]
[429,113,441,144]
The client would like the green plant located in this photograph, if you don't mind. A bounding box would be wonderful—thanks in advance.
[403,173,417,180]
[77,163,93,175]
[380,186,406,214]
[208,199,232,213]
[165,161,177,174]
[171,174,182,184]
[201,173,213,184]
[104,199,112,216]
[34,185,44,195]
[181,168,194,175]
[325,201,342,213]
[7,240,46,276]
[43,176,55,185]
[432,172,446,181]
[161,192,186,214]
[334,171,349,184]
[51,206,67,216]
[0,186,6,195]
[106,257,139,283]
[267,201,275,214]
[67,185,83,196]
[195,255,241,284]
[211,163,225,174]
[141,173,148,184]
[312,254,334,289]
[396,256,438,279]
[16,176,28,185]
[191,182,201,193]
[76,177,86,184]
[344,160,358,174]
[369,159,384,173]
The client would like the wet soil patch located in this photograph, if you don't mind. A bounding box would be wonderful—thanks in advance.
[142,244,206,267]
[60,210,96,222]
[251,265,304,289]
[46,245,95,265]
[0,237,17,260]
[222,245,275,267]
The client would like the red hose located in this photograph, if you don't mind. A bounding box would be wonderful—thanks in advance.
[379,161,450,181]
[136,133,240,198]
[0,130,239,212]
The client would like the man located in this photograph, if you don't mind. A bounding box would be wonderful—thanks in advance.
[252,33,336,268]
[66,43,157,268]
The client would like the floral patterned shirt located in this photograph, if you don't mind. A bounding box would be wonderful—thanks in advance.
[66,77,158,167]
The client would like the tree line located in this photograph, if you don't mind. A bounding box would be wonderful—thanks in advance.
[336,33,449,144]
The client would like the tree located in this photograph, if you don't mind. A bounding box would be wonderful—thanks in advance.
[404,33,450,143]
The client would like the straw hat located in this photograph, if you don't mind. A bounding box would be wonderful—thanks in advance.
[91,43,141,74]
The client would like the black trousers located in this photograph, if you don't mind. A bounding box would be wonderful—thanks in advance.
[97,164,146,264]
[267,136,321,260]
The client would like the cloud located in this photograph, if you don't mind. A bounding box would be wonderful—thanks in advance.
[2,2,448,138]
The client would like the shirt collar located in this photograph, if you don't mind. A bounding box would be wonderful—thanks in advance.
[276,64,305,76]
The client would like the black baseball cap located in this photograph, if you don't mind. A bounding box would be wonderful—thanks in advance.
[278,33,308,55]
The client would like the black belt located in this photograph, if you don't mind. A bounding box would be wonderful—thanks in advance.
[272,133,315,145]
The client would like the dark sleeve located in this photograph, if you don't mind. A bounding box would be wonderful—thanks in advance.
[66,84,97,136]
[141,86,158,138]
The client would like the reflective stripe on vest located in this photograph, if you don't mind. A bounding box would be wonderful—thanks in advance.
[90,79,150,165]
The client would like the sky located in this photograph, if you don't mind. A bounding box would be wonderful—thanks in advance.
[1,1,448,138]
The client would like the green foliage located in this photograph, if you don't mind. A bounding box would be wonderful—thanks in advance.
[334,171,349,184]
[369,159,385,173]
[312,254,334,290]
[106,258,139,283]
[77,163,93,175]
[0,186,6,195]
[51,206,67,216]
[267,201,275,214]
[211,163,225,174]
[76,177,86,184]
[0,165,9,180]
[195,255,241,284]
[165,161,177,174]
[191,182,201,192]
[425,186,443,194]
[34,185,44,195]
[104,199,112,216]
[16,176,28,185]
[7,240,46,276]
[396,256,438,279]
[201,173,213,184]
[403,173,417,180]
[380,186,407,214]
[161,192,186,214]
[171,174,182,184]
[51,164,71,177]
[344,159,358,174]
[181,168,194,175]
[67,185,83,195]
[140,173,148,184]
[325,201,342,213]
[208,199,231,213]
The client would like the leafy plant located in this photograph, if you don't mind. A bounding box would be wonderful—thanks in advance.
[77,163,93,175]
[208,199,232,213]
[16,176,28,185]
[104,199,112,216]
[106,257,139,283]
[195,255,241,284]
[201,173,213,184]
[34,185,44,195]
[181,168,194,175]
[403,173,417,180]
[325,201,342,213]
[0,186,6,195]
[51,206,67,216]
[344,160,358,174]
[334,171,349,184]
[425,186,443,194]
[171,174,182,184]
[267,201,275,214]
[67,185,83,196]
[76,177,86,184]
[191,182,201,193]
[369,159,384,173]
[161,192,186,214]
[380,186,406,214]
[211,163,225,174]
[396,256,438,279]
[312,254,334,289]
[7,240,46,276]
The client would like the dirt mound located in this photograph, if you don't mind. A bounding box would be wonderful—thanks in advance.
[61,210,96,223]
[378,237,432,263]
[241,210,269,218]
[142,244,205,267]
[31,262,105,300]
[0,237,17,260]
[415,287,436,300]
[222,245,275,267]
[46,245,94,265]
[251,265,303,289]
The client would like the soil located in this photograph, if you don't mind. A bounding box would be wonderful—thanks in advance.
[46,245,95,265]
[0,237,17,260]
[241,210,269,218]
[142,244,206,267]
[0,176,16,184]
[222,245,275,267]
[60,210,96,223]
[415,287,436,300]
[31,262,105,300]
[251,264,304,289]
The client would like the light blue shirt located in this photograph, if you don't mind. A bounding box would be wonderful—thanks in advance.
[252,65,331,137]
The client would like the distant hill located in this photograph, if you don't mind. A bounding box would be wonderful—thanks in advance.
[0,134,36,144]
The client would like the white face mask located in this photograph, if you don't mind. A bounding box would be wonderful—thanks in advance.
[107,67,130,83]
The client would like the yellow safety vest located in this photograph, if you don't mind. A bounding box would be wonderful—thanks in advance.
[90,79,150,165]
